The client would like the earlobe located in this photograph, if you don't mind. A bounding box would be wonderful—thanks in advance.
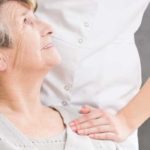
[0,55,7,72]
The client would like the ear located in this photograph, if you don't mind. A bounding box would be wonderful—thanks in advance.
[0,53,7,71]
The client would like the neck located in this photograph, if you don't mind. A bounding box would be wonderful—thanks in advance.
[0,72,45,116]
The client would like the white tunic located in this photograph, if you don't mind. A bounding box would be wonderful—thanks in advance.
[36,1,150,150]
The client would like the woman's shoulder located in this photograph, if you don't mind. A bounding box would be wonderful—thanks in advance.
[52,105,122,150]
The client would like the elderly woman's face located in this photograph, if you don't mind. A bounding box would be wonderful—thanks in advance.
[1,1,61,72]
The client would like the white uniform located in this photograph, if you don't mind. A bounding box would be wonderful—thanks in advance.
[36,0,150,150]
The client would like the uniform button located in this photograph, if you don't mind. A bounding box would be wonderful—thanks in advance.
[64,84,72,91]
[78,38,83,44]
[62,101,68,106]
[84,22,89,27]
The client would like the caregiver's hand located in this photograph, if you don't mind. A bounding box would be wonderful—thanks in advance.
[69,105,131,142]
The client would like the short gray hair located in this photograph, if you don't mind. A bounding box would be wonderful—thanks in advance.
[0,22,12,48]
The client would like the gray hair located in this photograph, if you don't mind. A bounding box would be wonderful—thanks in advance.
[0,22,12,48]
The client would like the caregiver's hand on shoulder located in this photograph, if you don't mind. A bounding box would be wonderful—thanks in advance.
[69,105,131,142]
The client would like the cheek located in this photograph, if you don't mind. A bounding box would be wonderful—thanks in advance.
[17,31,41,52]
[26,36,40,51]
[12,32,41,67]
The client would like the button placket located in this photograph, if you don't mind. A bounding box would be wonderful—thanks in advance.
[61,100,68,106]
[78,38,84,44]
[64,84,72,92]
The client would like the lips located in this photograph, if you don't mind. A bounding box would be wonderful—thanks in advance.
[42,43,54,50]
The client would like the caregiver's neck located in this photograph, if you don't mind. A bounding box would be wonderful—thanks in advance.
[0,70,46,117]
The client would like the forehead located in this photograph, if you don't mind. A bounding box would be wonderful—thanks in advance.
[0,1,30,19]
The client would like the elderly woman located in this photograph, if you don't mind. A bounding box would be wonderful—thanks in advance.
[0,0,121,149]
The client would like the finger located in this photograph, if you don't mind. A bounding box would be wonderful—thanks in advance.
[80,105,97,114]
[77,125,115,135]
[80,106,91,114]
[74,117,110,130]
[89,132,118,141]
[71,110,103,126]
[80,105,103,114]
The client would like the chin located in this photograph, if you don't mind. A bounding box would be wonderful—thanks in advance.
[46,55,62,69]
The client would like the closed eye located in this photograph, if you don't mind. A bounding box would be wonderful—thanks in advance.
[23,17,33,25]
[24,18,28,24]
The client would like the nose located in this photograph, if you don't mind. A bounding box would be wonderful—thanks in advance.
[38,21,53,37]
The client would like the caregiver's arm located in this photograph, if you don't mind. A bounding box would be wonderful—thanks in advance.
[70,79,150,142]
[116,78,150,140]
